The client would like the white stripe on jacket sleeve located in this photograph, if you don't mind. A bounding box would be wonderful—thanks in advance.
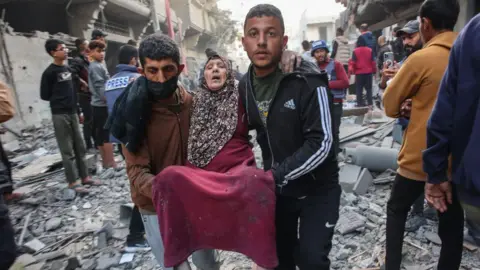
[283,86,333,181]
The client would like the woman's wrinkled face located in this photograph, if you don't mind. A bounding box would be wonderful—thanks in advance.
[204,58,228,91]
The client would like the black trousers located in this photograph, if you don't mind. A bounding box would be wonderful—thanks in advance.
[92,106,110,147]
[275,184,341,270]
[0,194,16,270]
[332,103,343,156]
[78,94,94,149]
[386,174,464,270]
[355,73,373,106]
[126,205,145,243]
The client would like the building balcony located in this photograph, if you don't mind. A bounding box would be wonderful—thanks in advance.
[345,0,423,30]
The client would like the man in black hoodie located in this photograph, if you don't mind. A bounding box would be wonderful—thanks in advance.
[240,4,339,270]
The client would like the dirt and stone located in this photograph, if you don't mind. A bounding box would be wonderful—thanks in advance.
[5,114,480,270]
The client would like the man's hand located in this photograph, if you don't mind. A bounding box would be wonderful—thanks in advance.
[79,79,88,92]
[425,182,452,213]
[382,62,399,80]
[280,50,302,73]
[101,96,107,102]
[79,114,84,124]
[400,99,412,118]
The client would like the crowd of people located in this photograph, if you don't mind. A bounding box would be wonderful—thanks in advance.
[1,0,480,269]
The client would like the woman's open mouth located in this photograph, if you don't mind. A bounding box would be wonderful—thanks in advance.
[211,75,221,83]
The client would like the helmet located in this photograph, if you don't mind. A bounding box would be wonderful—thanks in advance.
[311,40,329,56]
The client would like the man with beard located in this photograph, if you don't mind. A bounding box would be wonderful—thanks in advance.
[382,0,462,268]
[109,34,218,270]
[240,4,339,270]
[380,20,429,233]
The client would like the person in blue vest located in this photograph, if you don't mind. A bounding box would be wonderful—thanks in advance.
[104,45,150,252]
[311,40,349,155]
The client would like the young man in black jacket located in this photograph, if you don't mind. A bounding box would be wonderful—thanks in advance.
[240,4,339,270]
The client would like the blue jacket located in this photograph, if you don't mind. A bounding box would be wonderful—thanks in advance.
[105,64,140,143]
[423,14,480,206]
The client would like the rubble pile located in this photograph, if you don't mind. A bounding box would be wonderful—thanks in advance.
[330,112,480,270]
[5,114,480,270]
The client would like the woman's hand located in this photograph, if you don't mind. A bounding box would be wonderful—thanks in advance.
[280,50,302,73]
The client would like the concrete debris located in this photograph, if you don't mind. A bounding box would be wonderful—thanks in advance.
[45,217,62,231]
[4,108,479,270]
[424,231,442,245]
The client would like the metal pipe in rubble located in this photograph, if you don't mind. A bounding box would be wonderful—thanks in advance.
[165,0,175,38]
[344,145,399,172]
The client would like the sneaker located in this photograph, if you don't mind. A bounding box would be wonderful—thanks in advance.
[125,239,151,253]
[405,214,427,232]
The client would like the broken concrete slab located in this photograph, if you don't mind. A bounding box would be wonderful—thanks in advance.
[353,168,373,195]
[13,254,37,267]
[14,153,62,179]
[381,136,393,148]
[19,197,43,205]
[342,107,369,117]
[336,212,367,235]
[339,164,362,193]
[45,217,62,231]
[392,123,403,144]
[95,255,119,270]
[24,238,46,252]
[4,140,20,153]
[424,231,442,245]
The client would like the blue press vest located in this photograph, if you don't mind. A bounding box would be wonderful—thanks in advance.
[105,67,140,143]
[323,60,346,100]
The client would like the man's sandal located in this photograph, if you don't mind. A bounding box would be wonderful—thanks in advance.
[69,184,89,194]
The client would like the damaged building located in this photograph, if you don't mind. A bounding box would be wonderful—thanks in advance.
[0,0,235,141]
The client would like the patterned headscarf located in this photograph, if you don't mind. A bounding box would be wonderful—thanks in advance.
[187,56,239,168]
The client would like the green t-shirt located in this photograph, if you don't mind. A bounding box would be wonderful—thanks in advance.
[252,68,284,125]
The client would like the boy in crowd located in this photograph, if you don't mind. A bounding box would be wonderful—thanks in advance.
[40,39,97,193]
[88,40,116,170]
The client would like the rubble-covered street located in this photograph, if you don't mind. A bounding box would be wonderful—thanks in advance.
[5,111,480,270]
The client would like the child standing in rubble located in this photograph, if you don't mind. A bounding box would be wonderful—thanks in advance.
[40,39,98,193]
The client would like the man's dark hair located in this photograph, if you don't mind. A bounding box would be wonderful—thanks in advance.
[301,40,311,51]
[336,28,344,35]
[205,48,217,58]
[244,4,285,33]
[118,45,138,65]
[139,33,180,67]
[75,38,86,50]
[88,40,106,51]
[127,39,138,46]
[419,0,459,30]
[359,24,369,31]
[393,26,402,32]
[45,39,64,55]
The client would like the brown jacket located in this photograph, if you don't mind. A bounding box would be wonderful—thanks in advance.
[383,32,457,181]
[124,86,192,213]
[0,81,15,123]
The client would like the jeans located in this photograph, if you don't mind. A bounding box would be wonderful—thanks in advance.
[52,114,89,184]
[386,174,464,270]
[332,103,343,156]
[275,184,341,270]
[78,93,94,149]
[126,205,145,243]
[141,214,219,270]
[0,194,16,270]
[355,73,373,106]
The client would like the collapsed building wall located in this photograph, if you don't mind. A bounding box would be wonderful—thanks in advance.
[0,29,59,141]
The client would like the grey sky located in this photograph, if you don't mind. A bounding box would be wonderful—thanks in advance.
[217,0,345,34]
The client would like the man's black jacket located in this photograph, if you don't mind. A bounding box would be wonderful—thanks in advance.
[239,61,339,197]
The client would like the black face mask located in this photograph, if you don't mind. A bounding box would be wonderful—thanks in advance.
[147,76,179,100]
